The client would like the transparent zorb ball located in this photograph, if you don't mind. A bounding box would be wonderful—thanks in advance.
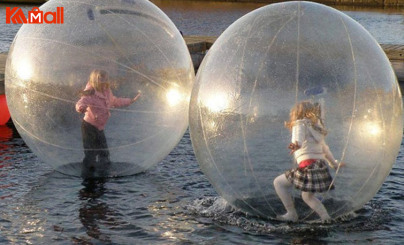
[189,1,402,221]
[6,0,194,177]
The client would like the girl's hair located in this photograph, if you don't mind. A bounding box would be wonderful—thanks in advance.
[88,69,110,92]
[285,101,326,134]
[79,69,110,96]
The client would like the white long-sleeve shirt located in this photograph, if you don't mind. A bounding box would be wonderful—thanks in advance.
[292,119,337,167]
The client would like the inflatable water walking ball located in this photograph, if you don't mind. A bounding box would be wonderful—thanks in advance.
[5,0,194,178]
[189,1,402,221]
[0,95,11,125]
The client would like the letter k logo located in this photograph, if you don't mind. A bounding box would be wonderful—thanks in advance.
[6,7,27,24]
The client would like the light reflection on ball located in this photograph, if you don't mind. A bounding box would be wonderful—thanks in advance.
[6,0,194,177]
[189,1,402,220]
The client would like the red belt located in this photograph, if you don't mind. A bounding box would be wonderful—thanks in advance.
[298,159,316,168]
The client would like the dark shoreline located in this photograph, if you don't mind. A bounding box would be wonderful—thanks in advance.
[1,0,404,7]
[172,0,404,7]
[1,0,46,4]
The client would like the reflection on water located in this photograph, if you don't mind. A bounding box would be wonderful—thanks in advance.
[0,125,17,200]
[0,125,12,141]
[78,179,111,243]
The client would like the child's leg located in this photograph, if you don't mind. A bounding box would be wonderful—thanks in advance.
[273,174,298,221]
[301,192,330,221]
[81,121,97,169]
[97,130,110,164]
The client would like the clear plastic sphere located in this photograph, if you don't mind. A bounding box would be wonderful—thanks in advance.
[189,1,402,220]
[6,0,194,177]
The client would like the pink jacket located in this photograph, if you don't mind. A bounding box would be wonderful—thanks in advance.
[76,83,131,130]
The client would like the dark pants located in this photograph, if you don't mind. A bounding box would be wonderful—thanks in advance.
[81,120,110,170]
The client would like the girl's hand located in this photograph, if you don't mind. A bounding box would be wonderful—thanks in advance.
[332,160,346,169]
[131,92,141,103]
[78,106,87,114]
[288,141,300,155]
[337,161,346,168]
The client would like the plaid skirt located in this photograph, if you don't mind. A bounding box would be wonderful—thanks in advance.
[285,159,335,192]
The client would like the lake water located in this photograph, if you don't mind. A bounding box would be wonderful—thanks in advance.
[152,0,404,45]
[1,123,404,244]
[1,1,404,244]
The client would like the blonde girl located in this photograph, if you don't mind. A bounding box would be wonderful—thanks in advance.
[76,69,141,176]
[274,101,343,222]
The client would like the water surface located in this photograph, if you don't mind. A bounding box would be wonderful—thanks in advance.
[1,123,404,244]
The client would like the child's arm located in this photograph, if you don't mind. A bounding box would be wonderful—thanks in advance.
[291,121,305,145]
[76,97,89,113]
[323,143,345,169]
[110,94,132,108]
[130,92,141,104]
[323,144,337,168]
[289,120,305,154]
[111,91,141,107]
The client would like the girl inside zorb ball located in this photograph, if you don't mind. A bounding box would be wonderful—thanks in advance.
[76,69,141,177]
[5,0,194,178]
[189,1,402,221]
[274,100,345,222]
